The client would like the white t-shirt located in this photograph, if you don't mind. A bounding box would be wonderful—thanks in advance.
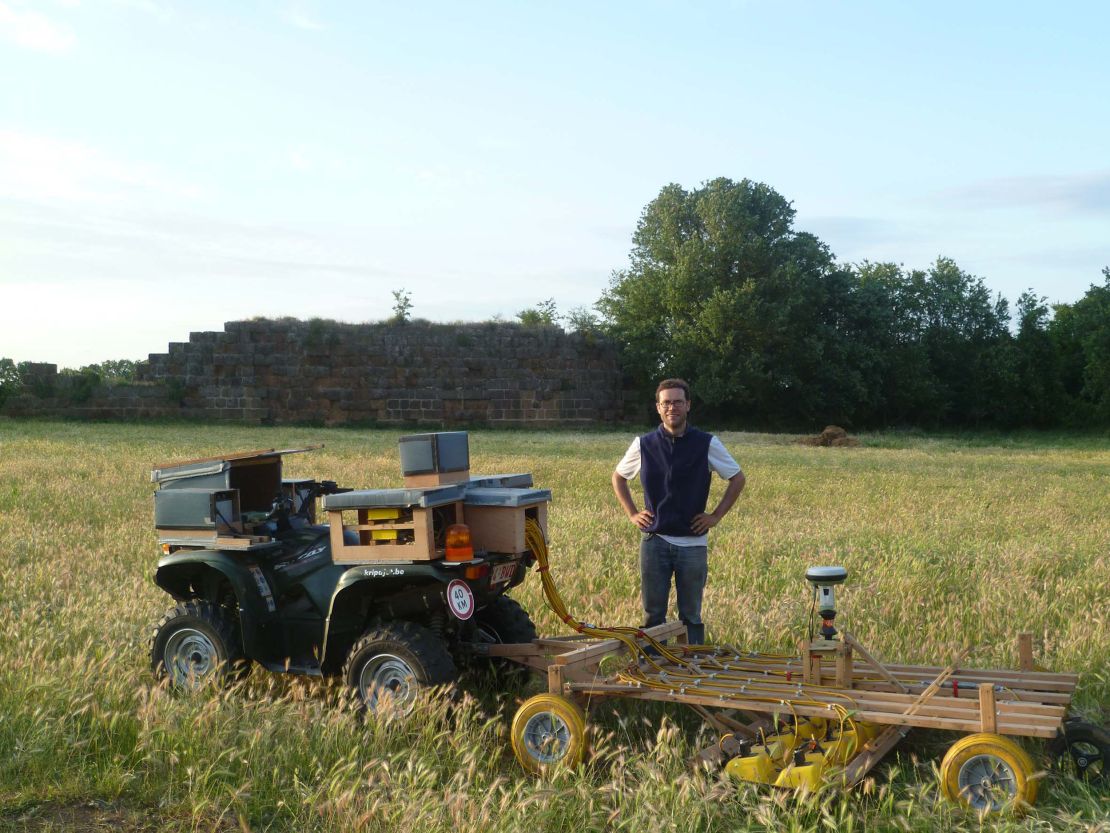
[615,434,742,547]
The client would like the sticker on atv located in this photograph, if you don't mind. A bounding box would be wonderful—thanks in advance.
[446,579,475,620]
[248,566,277,613]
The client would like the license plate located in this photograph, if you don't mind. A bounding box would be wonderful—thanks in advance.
[490,562,516,584]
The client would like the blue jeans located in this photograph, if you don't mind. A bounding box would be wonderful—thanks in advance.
[639,533,708,645]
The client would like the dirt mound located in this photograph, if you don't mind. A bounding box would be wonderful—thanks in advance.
[798,425,860,447]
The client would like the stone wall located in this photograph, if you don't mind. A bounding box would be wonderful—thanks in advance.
[1,320,629,426]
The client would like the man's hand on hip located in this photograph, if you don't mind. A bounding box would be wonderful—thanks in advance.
[629,509,654,529]
[689,512,719,535]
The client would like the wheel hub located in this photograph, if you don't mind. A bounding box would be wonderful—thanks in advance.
[164,627,219,690]
[359,654,417,714]
[958,754,1017,811]
[522,712,571,763]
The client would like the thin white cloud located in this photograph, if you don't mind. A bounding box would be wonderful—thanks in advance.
[287,148,313,172]
[937,171,1110,215]
[112,0,170,14]
[0,1,75,52]
[280,3,324,31]
[0,129,203,204]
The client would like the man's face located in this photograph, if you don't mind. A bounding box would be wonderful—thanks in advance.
[656,388,690,434]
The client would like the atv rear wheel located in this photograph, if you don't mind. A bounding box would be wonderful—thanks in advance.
[150,601,247,691]
[1049,718,1109,782]
[477,595,538,645]
[344,621,456,715]
[473,595,537,686]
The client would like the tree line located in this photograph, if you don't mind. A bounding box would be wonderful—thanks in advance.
[594,177,1110,430]
[4,177,1107,431]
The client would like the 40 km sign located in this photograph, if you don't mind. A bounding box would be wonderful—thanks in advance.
[446,580,475,620]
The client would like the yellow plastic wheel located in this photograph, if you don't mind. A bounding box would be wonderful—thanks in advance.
[939,733,1039,813]
[510,693,587,775]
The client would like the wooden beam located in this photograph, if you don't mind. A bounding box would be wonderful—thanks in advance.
[552,622,685,667]
[1018,633,1035,672]
[547,663,565,696]
[835,643,854,689]
[979,683,998,733]
[898,645,974,723]
[842,725,906,787]
[842,632,909,694]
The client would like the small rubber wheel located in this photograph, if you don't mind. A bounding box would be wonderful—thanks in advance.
[1048,718,1109,783]
[150,600,247,691]
[940,733,1039,813]
[510,693,587,775]
[343,621,456,715]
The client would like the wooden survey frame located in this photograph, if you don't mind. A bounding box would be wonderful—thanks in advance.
[490,629,1077,788]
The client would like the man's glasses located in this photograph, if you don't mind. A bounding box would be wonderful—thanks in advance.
[658,401,687,410]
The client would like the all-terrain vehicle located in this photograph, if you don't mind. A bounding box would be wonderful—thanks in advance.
[148,432,548,711]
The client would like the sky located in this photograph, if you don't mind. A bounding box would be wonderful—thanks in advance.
[1,0,1108,369]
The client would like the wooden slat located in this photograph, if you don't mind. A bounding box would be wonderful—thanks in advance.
[533,636,592,648]
[842,633,909,693]
[696,649,1080,686]
[637,655,1073,707]
[851,679,1073,705]
[695,656,1078,693]
[570,671,1065,729]
[563,683,1063,738]
[639,678,1065,722]
[853,660,1077,685]
[484,643,543,658]
[153,447,275,468]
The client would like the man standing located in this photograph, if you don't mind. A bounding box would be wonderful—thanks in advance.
[611,379,745,645]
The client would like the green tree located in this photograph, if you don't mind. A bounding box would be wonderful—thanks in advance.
[517,298,559,327]
[0,358,20,407]
[1049,268,1110,424]
[1009,292,1065,427]
[599,178,866,427]
[390,289,413,324]
[849,258,1010,427]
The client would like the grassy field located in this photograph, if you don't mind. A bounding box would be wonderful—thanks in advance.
[1,419,1107,832]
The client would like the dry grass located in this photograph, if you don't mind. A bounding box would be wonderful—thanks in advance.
[0,419,1107,832]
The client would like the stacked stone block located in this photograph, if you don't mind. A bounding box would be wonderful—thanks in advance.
[4,319,628,426]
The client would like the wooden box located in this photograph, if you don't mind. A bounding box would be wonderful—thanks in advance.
[466,502,548,554]
[322,486,466,564]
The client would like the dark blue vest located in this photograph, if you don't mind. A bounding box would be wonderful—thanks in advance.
[640,425,713,536]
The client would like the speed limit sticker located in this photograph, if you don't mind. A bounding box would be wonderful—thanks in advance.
[446,579,475,620]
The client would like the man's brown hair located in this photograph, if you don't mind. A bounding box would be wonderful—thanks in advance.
[655,378,691,402]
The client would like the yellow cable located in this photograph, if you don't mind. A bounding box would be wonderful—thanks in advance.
[523,519,861,730]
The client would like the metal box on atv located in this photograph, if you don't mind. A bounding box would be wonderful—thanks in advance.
[148,433,548,712]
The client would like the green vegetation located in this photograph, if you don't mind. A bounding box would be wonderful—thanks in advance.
[391,290,414,324]
[1,421,1107,832]
[599,177,1110,430]
[516,298,560,327]
[0,359,139,407]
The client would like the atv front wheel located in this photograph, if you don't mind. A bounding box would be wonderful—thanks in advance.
[344,621,456,715]
[150,601,247,691]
